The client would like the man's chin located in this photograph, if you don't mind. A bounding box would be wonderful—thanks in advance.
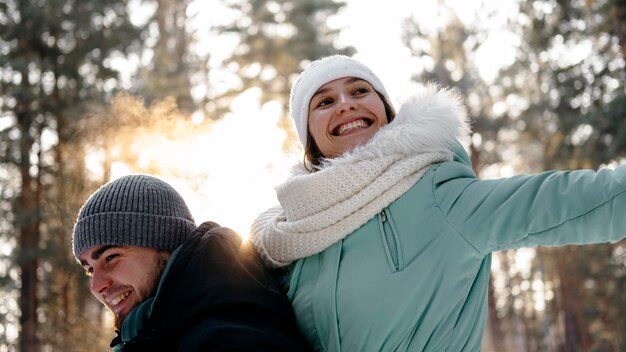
[113,308,132,331]
[110,298,136,330]
[113,313,125,331]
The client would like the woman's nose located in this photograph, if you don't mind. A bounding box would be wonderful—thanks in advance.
[335,95,357,114]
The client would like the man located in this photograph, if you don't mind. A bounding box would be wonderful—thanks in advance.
[72,174,309,351]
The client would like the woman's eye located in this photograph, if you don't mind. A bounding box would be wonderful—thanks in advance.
[105,254,118,262]
[317,98,333,107]
[354,87,369,95]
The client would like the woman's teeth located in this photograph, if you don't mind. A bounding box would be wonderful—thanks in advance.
[336,119,369,136]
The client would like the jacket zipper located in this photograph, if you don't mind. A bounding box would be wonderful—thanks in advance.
[380,209,400,271]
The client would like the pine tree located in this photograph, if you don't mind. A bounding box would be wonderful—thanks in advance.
[401,0,626,349]
[0,0,144,350]
[134,0,205,114]
[493,0,626,350]
[221,0,353,103]
[217,0,355,150]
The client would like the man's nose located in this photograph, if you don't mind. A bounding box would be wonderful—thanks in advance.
[90,270,111,295]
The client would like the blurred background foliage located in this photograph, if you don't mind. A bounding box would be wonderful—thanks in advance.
[1,0,625,351]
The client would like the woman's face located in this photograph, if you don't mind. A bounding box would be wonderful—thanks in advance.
[307,77,388,158]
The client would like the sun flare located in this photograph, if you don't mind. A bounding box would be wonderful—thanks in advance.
[93,89,299,240]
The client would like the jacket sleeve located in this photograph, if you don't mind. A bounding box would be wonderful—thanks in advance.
[433,162,626,255]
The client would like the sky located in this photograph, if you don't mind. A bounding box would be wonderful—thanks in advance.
[113,0,522,238]
[184,0,520,102]
[332,0,520,97]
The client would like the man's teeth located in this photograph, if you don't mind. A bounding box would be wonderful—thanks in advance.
[109,292,130,305]
[337,120,368,135]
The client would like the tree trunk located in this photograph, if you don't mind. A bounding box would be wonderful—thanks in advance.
[485,273,506,352]
[610,0,626,67]
[17,117,40,352]
[557,251,591,352]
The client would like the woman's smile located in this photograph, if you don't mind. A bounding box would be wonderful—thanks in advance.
[333,117,373,136]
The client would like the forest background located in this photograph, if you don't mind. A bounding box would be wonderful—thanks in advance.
[1,0,626,351]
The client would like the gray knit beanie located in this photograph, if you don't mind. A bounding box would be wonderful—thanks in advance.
[290,55,395,148]
[72,174,196,261]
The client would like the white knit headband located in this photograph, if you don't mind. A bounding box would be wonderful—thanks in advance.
[289,55,395,148]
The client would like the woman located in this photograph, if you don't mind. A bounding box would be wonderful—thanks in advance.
[250,55,626,351]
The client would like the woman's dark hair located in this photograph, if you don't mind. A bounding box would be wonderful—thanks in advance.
[303,91,395,171]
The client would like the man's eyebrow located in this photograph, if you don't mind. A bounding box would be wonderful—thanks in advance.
[80,245,121,266]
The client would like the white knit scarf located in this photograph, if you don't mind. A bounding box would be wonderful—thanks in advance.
[251,84,471,267]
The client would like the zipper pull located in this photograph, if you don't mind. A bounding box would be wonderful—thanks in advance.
[380,210,387,222]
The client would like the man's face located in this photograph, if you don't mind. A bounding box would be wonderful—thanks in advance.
[80,245,170,329]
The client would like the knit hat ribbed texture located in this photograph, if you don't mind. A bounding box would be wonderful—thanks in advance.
[289,55,395,147]
[72,174,196,261]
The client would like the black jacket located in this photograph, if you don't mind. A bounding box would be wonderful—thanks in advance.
[113,221,309,351]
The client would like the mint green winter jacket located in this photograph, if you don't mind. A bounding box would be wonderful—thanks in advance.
[250,87,626,352]
[285,146,626,351]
